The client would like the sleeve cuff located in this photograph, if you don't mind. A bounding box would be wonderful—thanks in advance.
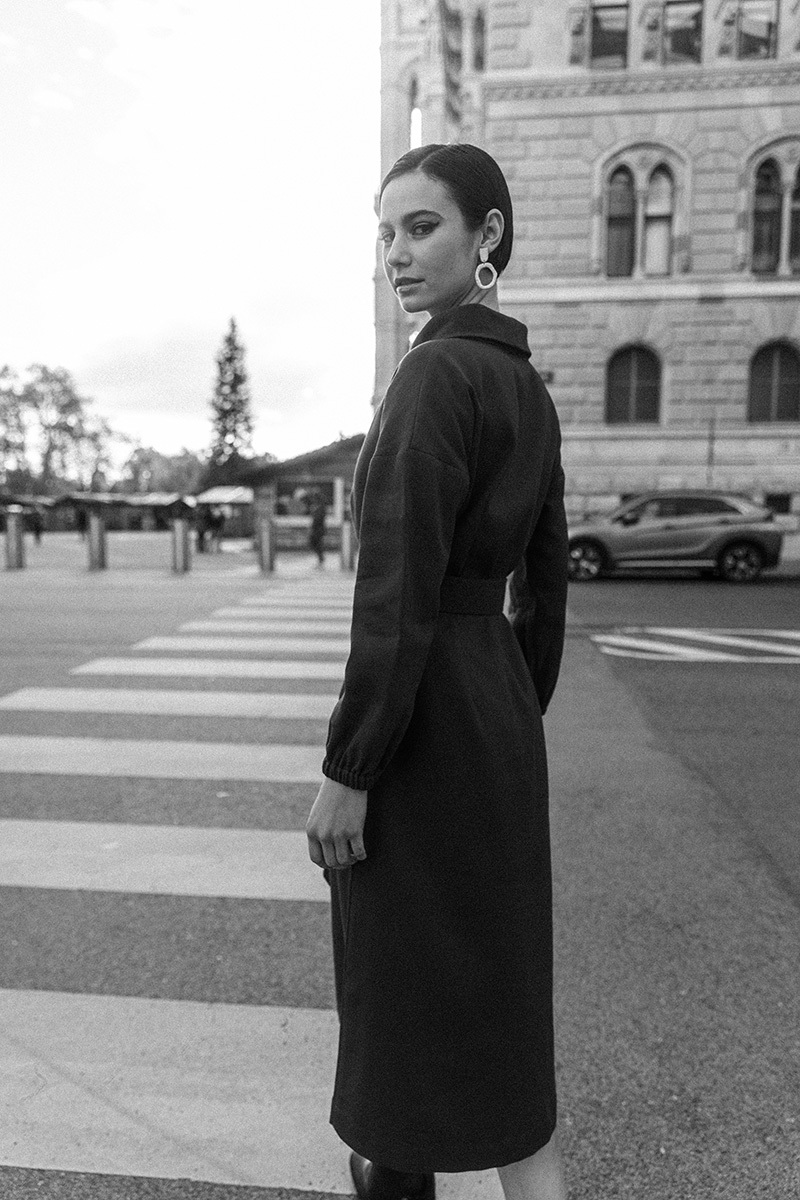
[322,759,378,791]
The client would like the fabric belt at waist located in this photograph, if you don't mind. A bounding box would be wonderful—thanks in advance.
[438,576,507,615]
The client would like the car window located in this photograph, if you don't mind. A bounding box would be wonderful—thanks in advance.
[642,498,679,519]
[616,496,681,521]
[674,497,737,516]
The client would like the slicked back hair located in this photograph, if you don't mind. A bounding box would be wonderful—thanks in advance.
[380,143,514,275]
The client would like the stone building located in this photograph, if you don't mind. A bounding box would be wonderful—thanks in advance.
[377,0,800,513]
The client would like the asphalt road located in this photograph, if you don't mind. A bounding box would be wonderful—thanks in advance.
[566,572,800,901]
[0,532,797,1199]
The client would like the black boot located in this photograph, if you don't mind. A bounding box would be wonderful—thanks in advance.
[349,1153,435,1200]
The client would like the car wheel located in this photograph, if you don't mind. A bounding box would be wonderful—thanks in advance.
[568,539,605,582]
[717,541,764,583]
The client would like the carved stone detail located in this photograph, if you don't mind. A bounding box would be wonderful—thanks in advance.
[486,64,800,101]
[718,3,737,58]
[642,3,663,63]
[568,6,588,66]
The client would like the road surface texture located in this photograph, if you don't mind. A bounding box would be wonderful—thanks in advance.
[0,531,797,1199]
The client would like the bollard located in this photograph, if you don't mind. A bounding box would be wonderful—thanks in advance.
[4,506,25,570]
[340,518,356,572]
[257,516,276,574]
[87,511,107,570]
[171,517,191,573]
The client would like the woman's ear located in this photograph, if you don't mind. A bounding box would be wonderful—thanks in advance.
[480,208,505,255]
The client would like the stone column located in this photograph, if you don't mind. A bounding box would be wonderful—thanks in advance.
[4,506,25,570]
[171,517,191,573]
[87,511,107,570]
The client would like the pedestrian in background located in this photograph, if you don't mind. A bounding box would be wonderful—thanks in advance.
[29,507,44,544]
[308,492,327,568]
[306,143,570,1200]
[208,507,225,552]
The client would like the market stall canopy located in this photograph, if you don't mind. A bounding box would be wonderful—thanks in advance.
[0,493,56,508]
[50,492,194,512]
[194,486,254,505]
[239,435,366,487]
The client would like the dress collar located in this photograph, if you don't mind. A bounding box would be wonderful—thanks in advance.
[412,304,531,360]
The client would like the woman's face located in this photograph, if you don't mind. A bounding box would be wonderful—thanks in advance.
[378,171,483,317]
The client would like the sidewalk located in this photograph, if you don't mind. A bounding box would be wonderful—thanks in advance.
[546,634,800,1199]
[777,530,800,576]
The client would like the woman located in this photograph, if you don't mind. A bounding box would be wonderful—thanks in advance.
[306,144,569,1200]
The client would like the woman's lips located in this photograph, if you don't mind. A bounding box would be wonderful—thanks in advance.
[395,279,422,290]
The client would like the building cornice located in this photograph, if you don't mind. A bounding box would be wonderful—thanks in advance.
[559,426,800,443]
[499,279,800,305]
[484,63,800,103]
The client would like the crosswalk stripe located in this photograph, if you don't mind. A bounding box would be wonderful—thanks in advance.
[0,688,336,719]
[211,607,353,621]
[0,988,503,1198]
[184,619,350,634]
[135,636,350,655]
[0,990,346,1190]
[239,596,353,610]
[646,627,800,655]
[0,736,324,781]
[0,821,329,900]
[73,658,345,679]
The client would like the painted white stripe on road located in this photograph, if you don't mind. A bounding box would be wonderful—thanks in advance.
[0,821,329,901]
[596,645,800,663]
[212,607,352,621]
[0,990,343,1189]
[646,627,800,655]
[0,736,323,781]
[73,658,345,680]
[182,619,350,635]
[135,636,350,656]
[0,989,504,1199]
[239,596,353,609]
[0,688,335,720]
[644,628,800,640]
[592,634,737,661]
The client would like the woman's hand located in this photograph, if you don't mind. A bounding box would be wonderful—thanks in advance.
[306,777,368,869]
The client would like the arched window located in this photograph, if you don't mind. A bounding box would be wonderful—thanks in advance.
[790,167,800,276]
[751,159,782,274]
[606,346,661,424]
[748,342,800,422]
[409,78,422,149]
[643,166,674,276]
[606,167,636,277]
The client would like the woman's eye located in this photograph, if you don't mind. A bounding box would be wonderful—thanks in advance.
[378,232,393,245]
[412,223,435,236]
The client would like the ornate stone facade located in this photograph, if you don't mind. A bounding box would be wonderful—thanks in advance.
[378,0,800,511]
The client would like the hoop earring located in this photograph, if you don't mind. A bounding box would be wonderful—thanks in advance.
[475,246,498,290]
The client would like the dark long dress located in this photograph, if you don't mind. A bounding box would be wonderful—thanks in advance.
[322,304,569,1173]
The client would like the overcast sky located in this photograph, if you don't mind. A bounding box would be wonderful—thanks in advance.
[0,0,381,462]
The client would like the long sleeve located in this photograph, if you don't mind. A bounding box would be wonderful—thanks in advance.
[510,452,569,715]
[322,345,475,791]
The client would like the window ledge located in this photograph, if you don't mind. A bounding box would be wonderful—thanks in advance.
[561,425,800,440]
[500,278,800,304]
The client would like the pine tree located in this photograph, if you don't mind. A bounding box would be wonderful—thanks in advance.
[207,318,254,476]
